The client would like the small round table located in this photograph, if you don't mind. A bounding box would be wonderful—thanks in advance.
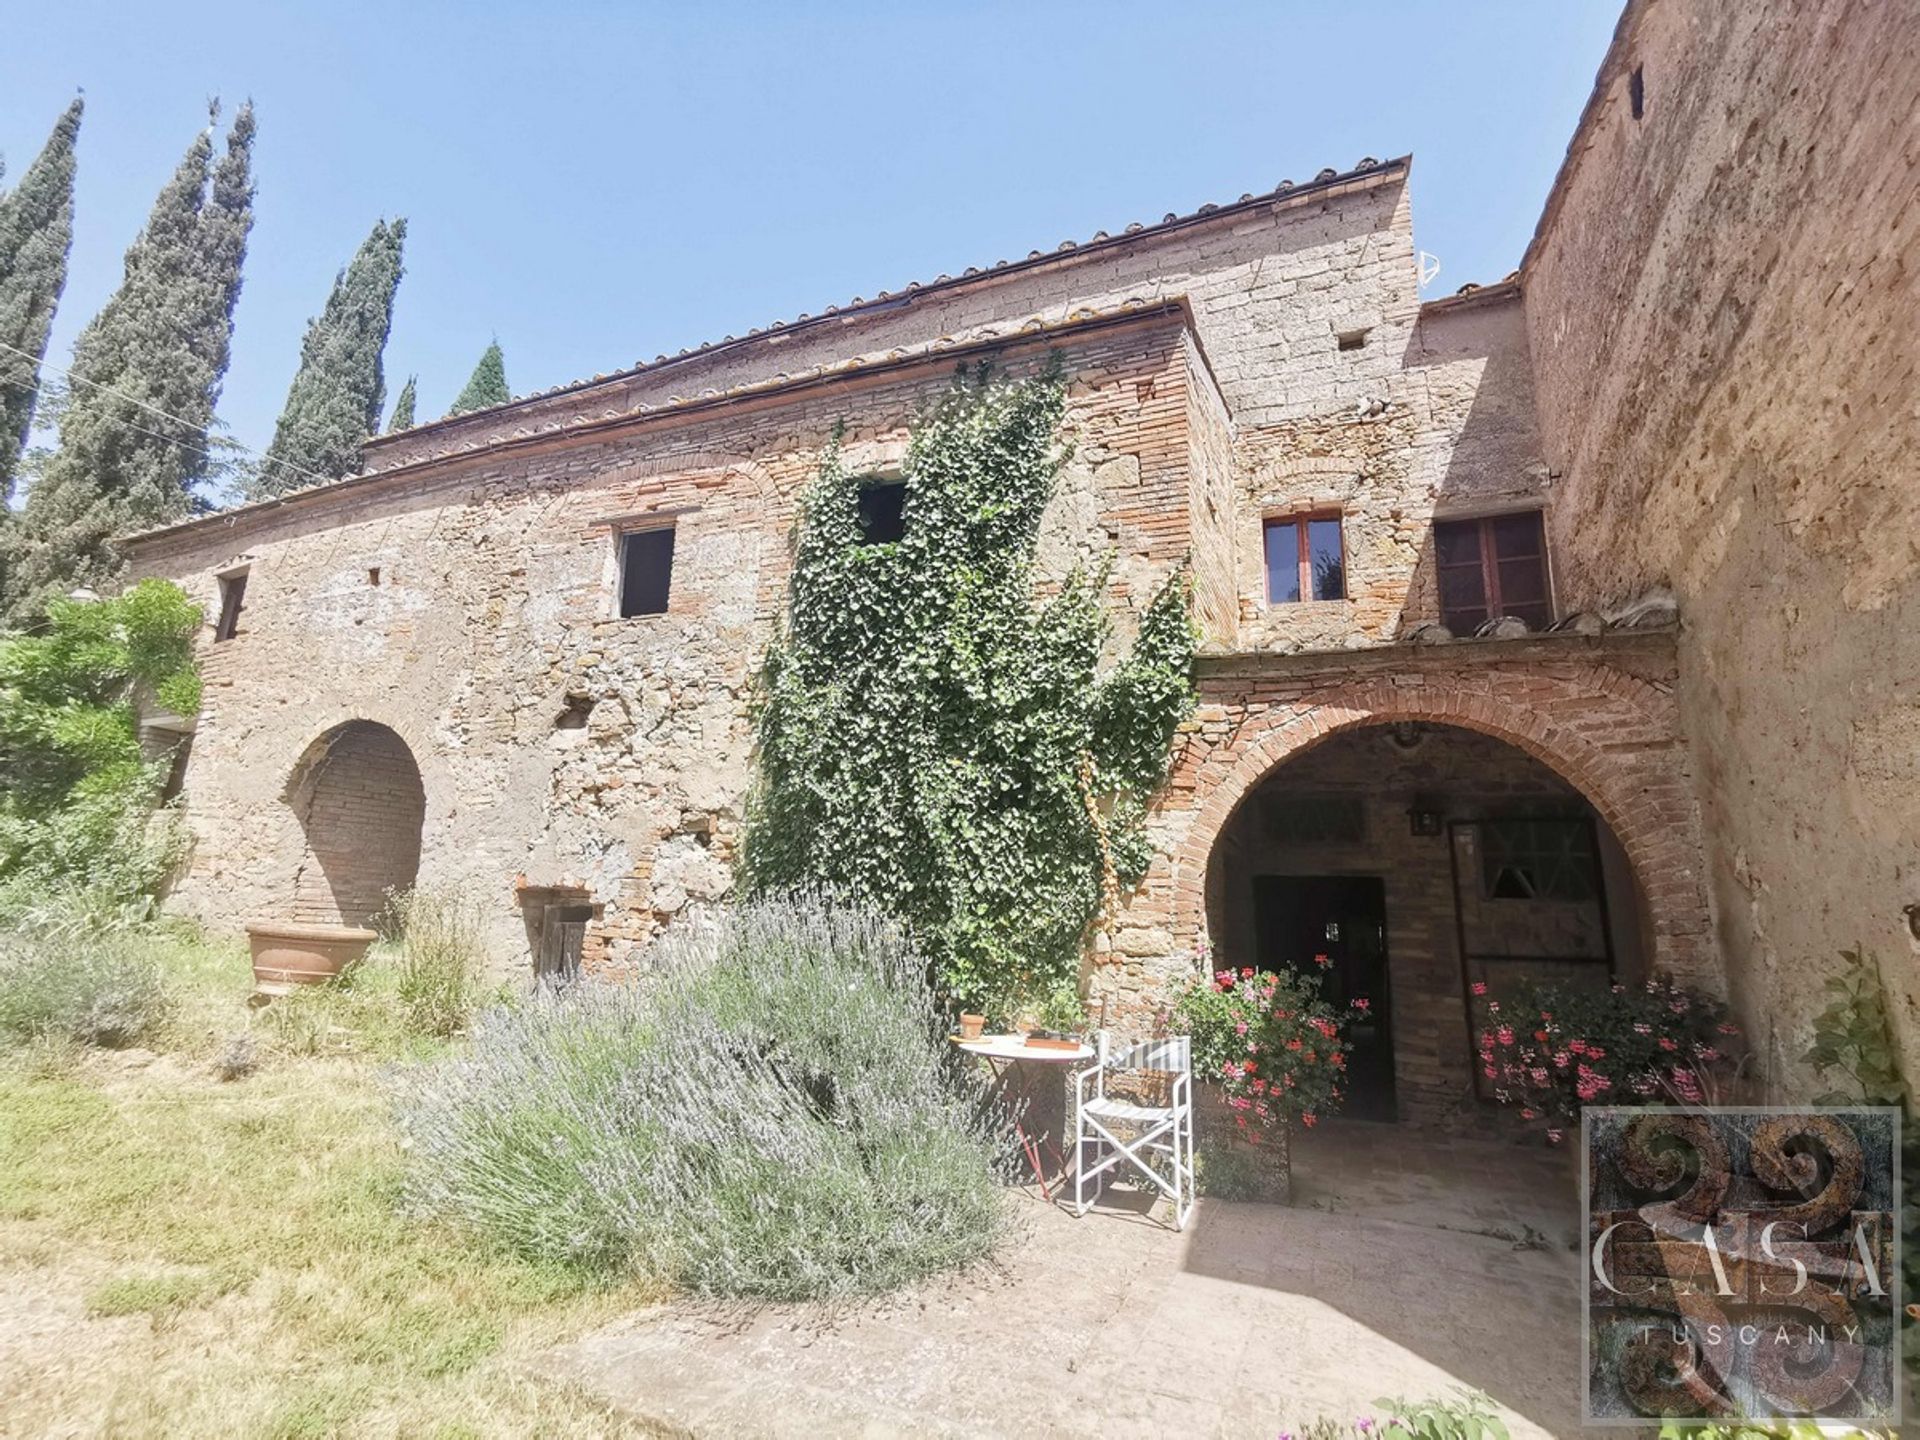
[954,1034,1096,1200]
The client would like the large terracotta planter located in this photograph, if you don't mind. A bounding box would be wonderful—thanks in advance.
[245,921,377,995]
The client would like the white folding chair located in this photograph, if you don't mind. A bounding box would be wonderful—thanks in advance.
[1072,1031,1195,1230]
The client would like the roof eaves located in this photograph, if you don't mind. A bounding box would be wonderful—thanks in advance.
[122,299,1195,550]
[368,155,1410,452]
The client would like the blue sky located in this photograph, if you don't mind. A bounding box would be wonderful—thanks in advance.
[3,1,1621,459]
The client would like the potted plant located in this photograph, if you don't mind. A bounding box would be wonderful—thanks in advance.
[1022,981,1087,1050]
[1471,974,1741,1144]
[1174,955,1353,1204]
[244,920,378,996]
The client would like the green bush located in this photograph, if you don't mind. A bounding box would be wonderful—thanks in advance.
[395,896,1012,1297]
[383,885,492,1038]
[0,930,170,1048]
[0,578,202,922]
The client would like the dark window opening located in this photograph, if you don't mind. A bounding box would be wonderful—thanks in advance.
[857,481,907,544]
[1629,64,1645,120]
[368,567,382,587]
[619,527,675,618]
[158,733,193,804]
[214,572,247,641]
[554,694,595,731]
[1263,513,1346,604]
[1480,818,1598,902]
[1254,791,1366,847]
[1337,328,1370,352]
[1434,511,1551,633]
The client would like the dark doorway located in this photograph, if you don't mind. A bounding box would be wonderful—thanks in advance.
[1253,875,1396,1121]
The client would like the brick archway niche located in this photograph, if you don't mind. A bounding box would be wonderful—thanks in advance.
[283,719,426,929]
[1100,650,1723,1119]
[1096,645,1721,1053]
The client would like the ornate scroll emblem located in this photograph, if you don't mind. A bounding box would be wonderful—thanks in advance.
[1584,1107,1899,1424]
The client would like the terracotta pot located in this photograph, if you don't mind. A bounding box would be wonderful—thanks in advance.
[959,1013,986,1041]
[245,921,378,994]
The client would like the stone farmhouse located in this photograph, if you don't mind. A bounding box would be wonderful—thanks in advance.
[125,0,1919,1120]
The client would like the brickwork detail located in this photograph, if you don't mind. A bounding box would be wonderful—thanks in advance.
[287,720,425,928]
[1090,635,1717,1050]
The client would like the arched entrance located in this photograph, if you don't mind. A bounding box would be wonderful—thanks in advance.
[284,720,426,928]
[1090,647,1720,1122]
[1201,721,1653,1121]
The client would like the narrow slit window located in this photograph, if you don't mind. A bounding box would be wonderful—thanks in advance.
[856,480,907,544]
[1433,510,1551,633]
[619,527,675,618]
[214,572,247,641]
[1629,65,1645,120]
[1263,513,1346,604]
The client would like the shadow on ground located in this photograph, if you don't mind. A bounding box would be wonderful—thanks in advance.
[538,1120,1588,1438]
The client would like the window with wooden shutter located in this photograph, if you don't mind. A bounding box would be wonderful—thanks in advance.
[1433,511,1551,632]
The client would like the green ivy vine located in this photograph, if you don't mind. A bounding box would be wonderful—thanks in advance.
[742,360,1197,1016]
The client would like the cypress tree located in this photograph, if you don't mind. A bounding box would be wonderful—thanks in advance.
[387,374,416,433]
[447,341,508,416]
[4,103,256,626]
[253,217,407,497]
[0,97,82,506]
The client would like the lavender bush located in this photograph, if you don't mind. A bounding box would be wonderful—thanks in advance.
[394,897,1011,1298]
[0,930,170,1048]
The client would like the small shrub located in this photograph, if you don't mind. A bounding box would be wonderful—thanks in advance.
[396,895,1012,1298]
[0,931,170,1048]
[212,1032,257,1081]
[381,885,492,1037]
[1294,1390,1510,1440]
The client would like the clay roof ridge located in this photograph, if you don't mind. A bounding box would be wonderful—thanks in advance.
[375,155,1407,442]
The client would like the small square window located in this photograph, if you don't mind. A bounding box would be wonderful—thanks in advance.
[214,572,247,641]
[1263,513,1346,604]
[619,527,674,618]
[857,480,907,544]
[1337,328,1370,352]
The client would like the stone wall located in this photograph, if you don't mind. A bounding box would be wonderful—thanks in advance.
[129,150,1581,1012]
[135,317,1203,964]
[1521,0,1920,1093]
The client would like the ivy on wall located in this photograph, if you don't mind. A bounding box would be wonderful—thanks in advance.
[742,361,1197,1015]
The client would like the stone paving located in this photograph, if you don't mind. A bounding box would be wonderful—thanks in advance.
[537,1121,1589,1438]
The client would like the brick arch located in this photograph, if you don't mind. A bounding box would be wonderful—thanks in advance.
[284,720,426,929]
[1165,665,1715,983]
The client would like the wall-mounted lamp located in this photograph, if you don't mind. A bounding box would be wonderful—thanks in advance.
[1408,802,1444,838]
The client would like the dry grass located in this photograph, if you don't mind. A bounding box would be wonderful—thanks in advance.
[0,930,657,1438]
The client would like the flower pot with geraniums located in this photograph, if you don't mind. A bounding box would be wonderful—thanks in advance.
[1174,956,1355,1204]
[1471,975,1741,1145]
